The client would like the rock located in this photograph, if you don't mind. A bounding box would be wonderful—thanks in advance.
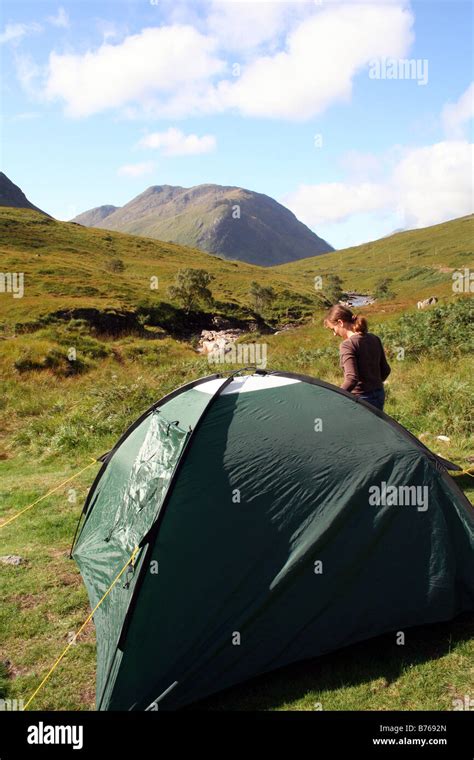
[197,328,245,355]
[274,324,295,335]
[417,296,438,310]
[67,631,77,646]
[211,315,238,330]
[436,435,450,443]
[0,555,26,566]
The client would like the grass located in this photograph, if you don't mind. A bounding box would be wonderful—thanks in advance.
[0,207,473,711]
[275,213,473,307]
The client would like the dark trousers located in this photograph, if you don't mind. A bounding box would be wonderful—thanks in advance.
[358,387,385,411]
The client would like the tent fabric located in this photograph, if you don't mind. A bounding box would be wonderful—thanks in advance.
[72,371,474,710]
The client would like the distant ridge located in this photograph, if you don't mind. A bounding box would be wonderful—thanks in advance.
[72,183,334,266]
[73,205,119,227]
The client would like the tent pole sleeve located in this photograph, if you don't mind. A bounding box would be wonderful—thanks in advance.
[71,373,222,552]
[98,373,236,709]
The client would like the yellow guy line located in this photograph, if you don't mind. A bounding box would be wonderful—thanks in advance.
[0,458,98,530]
[24,545,140,710]
[457,467,474,479]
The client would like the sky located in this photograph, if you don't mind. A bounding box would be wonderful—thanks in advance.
[1,0,473,249]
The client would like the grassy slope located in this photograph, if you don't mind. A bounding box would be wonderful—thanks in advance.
[0,207,315,326]
[0,207,473,711]
[276,214,474,307]
[2,208,471,326]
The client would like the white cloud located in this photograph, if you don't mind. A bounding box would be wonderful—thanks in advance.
[0,7,68,47]
[37,2,413,120]
[138,127,216,156]
[284,141,473,232]
[206,0,303,53]
[48,7,70,29]
[284,182,392,225]
[117,161,156,178]
[338,150,385,182]
[393,141,473,228]
[286,82,473,237]
[0,22,42,45]
[14,53,43,96]
[44,25,225,118]
[213,3,414,120]
[442,82,474,139]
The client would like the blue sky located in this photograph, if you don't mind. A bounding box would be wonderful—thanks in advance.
[1,0,472,249]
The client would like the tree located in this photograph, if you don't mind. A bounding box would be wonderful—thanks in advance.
[324,274,345,304]
[168,268,214,313]
[248,281,275,315]
[374,278,395,300]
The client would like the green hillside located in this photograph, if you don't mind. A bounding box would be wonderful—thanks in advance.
[2,208,472,333]
[0,206,324,329]
[276,214,474,308]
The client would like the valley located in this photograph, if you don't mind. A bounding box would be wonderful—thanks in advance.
[0,205,472,713]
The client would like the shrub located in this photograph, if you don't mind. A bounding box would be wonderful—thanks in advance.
[248,281,275,315]
[323,274,345,304]
[376,299,473,359]
[105,258,125,273]
[374,278,396,300]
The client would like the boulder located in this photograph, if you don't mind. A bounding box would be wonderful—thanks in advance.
[417,296,438,310]
[197,328,245,355]
[0,555,26,566]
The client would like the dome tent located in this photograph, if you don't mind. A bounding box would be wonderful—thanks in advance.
[72,370,474,711]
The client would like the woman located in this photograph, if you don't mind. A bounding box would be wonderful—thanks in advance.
[324,304,391,411]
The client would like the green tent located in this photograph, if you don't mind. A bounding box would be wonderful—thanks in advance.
[72,371,474,710]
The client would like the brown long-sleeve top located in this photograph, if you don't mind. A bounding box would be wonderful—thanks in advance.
[339,332,391,395]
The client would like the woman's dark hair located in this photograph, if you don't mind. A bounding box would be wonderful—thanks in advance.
[324,304,368,334]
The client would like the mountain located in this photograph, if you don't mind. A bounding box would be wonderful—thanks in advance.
[71,184,333,266]
[0,172,50,216]
[72,205,119,227]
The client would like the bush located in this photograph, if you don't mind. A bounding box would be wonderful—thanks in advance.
[376,299,473,359]
[374,278,395,300]
[105,258,125,273]
[323,274,345,304]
